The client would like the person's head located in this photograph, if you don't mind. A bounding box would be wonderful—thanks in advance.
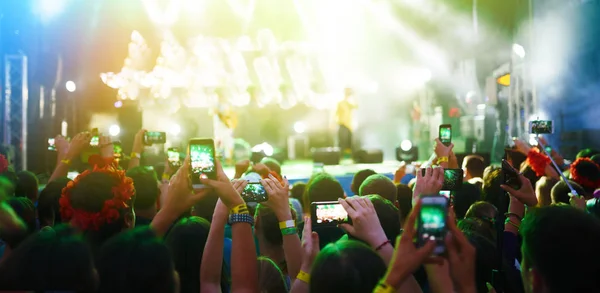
[344,87,354,98]
[462,155,485,180]
[0,225,97,292]
[550,179,585,204]
[37,177,71,227]
[0,168,17,196]
[311,240,386,293]
[354,195,401,242]
[395,184,413,224]
[290,182,306,201]
[569,157,600,195]
[165,217,211,293]
[126,166,159,212]
[482,168,509,215]
[520,205,600,293]
[97,226,177,293]
[257,257,288,293]
[453,182,482,220]
[464,201,498,240]
[15,170,39,202]
[5,197,36,248]
[303,173,344,211]
[535,176,558,207]
[520,163,541,190]
[351,169,376,195]
[358,174,397,204]
[191,191,219,221]
[591,154,600,166]
[255,204,297,248]
[260,157,282,177]
[504,149,527,170]
[61,167,136,253]
[576,148,599,159]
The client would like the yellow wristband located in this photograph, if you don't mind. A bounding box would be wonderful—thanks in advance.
[162,173,170,181]
[61,159,71,166]
[279,220,295,229]
[230,203,249,215]
[436,156,449,164]
[373,281,395,293]
[296,270,310,283]
[130,152,141,159]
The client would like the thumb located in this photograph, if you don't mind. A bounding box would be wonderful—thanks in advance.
[500,184,517,195]
[199,177,219,188]
[311,231,320,251]
[338,223,356,236]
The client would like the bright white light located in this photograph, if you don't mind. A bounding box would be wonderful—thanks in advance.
[61,120,68,137]
[65,81,76,92]
[114,100,123,108]
[400,140,413,151]
[252,142,274,156]
[529,134,538,146]
[109,125,121,137]
[419,68,432,83]
[35,0,67,23]
[293,121,307,134]
[512,43,526,58]
[169,123,181,136]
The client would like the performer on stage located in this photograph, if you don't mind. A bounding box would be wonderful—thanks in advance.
[211,93,237,165]
[336,88,357,159]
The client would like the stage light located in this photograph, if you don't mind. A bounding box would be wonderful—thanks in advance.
[400,140,413,152]
[293,121,306,134]
[252,142,274,156]
[512,43,526,58]
[35,0,68,23]
[61,121,68,137]
[65,81,76,92]
[114,101,123,108]
[109,125,121,137]
[169,123,181,136]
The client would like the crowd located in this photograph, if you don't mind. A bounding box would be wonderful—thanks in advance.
[1,129,600,293]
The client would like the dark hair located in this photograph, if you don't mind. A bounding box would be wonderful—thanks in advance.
[126,166,159,210]
[303,173,344,212]
[550,180,585,204]
[191,191,219,221]
[521,206,600,293]
[396,184,413,224]
[0,167,17,196]
[577,148,599,159]
[255,204,297,246]
[310,240,386,293]
[591,154,600,166]
[257,256,288,293]
[482,168,509,215]
[505,149,527,171]
[463,155,485,178]
[0,225,96,292]
[535,176,558,206]
[15,170,39,202]
[366,195,401,242]
[359,174,397,203]
[465,201,498,227]
[37,177,71,227]
[290,182,306,201]
[453,182,482,219]
[97,226,176,293]
[520,163,541,188]
[351,169,376,194]
[570,158,600,194]
[5,197,36,249]
[261,157,282,176]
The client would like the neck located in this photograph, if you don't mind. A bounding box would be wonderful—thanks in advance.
[135,206,157,220]
[258,238,285,264]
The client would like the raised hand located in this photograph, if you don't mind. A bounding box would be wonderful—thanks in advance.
[501,174,538,207]
[300,216,320,271]
[445,212,476,292]
[199,159,244,209]
[232,179,249,195]
[163,157,210,215]
[132,129,146,153]
[55,135,70,156]
[339,196,388,248]
[434,138,454,158]
[66,132,92,159]
[99,136,113,159]
[235,159,251,178]
[413,167,444,202]
[262,175,291,220]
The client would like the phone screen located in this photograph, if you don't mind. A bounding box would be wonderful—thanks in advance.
[89,136,99,147]
[418,196,449,254]
[439,125,452,146]
[442,169,463,191]
[241,183,268,203]
[145,131,167,145]
[312,201,348,226]
[189,140,216,186]
[48,138,56,151]
[168,148,181,167]
[529,120,554,134]
[113,142,123,159]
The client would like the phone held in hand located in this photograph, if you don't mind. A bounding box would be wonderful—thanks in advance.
[311,201,351,227]
[167,147,182,169]
[48,138,56,151]
[502,159,522,190]
[241,182,268,203]
[442,168,463,191]
[439,124,452,147]
[529,120,554,134]
[144,131,167,145]
[417,195,449,255]
[188,138,217,189]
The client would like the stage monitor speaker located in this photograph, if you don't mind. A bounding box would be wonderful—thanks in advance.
[455,153,491,168]
[396,146,418,163]
[312,147,340,165]
[355,149,383,164]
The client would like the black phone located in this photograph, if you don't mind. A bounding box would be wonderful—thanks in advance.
[439,124,452,147]
[502,159,522,190]
[167,147,182,169]
[144,131,167,145]
[48,138,56,151]
[417,195,449,255]
[442,168,463,191]
[311,201,350,227]
[241,182,268,203]
[188,138,217,188]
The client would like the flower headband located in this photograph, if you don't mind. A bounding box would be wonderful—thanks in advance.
[59,165,135,231]
[0,154,8,173]
[570,157,600,191]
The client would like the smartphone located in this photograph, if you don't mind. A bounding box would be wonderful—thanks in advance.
[167,147,182,169]
[439,190,451,198]
[113,141,123,159]
[48,138,56,151]
[241,182,268,203]
[189,138,217,188]
[417,195,449,255]
[529,120,554,134]
[442,169,463,191]
[90,128,99,147]
[144,131,167,145]
[502,159,522,190]
[311,201,350,227]
[439,124,452,147]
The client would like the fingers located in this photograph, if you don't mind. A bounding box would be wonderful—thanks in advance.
[499,184,516,194]
[417,240,436,260]
[403,199,422,237]
[435,138,442,146]
[425,167,433,178]
[355,196,370,209]
[303,216,312,239]
[338,198,358,219]
[311,231,320,253]
[434,167,444,183]
[338,223,356,235]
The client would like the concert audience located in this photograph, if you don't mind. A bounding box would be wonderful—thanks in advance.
[359,174,398,204]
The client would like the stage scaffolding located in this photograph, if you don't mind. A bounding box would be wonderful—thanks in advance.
[507,57,537,141]
[3,54,28,170]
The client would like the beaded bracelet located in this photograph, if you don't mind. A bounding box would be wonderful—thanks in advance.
[228,213,254,226]
[504,212,522,221]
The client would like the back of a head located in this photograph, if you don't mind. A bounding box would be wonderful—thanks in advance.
[366,195,401,241]
[396,184,413,223]
[569,157,600,194]
[359,174,397,203]
[255,204,297,247]
[535,176,559,206]
[261,157,282,176]
[351,169,376,194]
[453,182,482,219]
[482,168,508,215]
[5,197,36,248]
[164,217,211,293]
[98,226,176,293]
[551,180,585,204]
[0,225,96,292]
[126,166,159,210]
[15,170,39,202]
[521,206,600,292]
[310,240,386,293]
[290,182,306,201]
[577,148,599,159]
[38,177,71,227]
[257,256,288,293]
[304,173,344,209]
[463,155,485,178]
[465,201,498,224]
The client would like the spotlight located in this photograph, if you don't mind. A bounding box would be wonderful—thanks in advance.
[512,43,526,58]
[114,100,123,108]
[396,140,418,163]
[293,121,306,134]
[65,81,76,92]
[400,140,413,152]
[169,123,181,136]
[109,124,121,137]
[252,142,274,156]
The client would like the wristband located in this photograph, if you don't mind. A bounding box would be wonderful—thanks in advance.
[130,152,141,159]
[375,239,392,251]
[60,159,71,166]
[230,203,249,215]
[436,156,449,164]
[279,220,296,229]
[281,227,297,236]
[296,270,310,283]
[228,213,254,226]
[162,173,170,181]
[505,218,520,230]
[504,212,522,221]
[373,280,395,293]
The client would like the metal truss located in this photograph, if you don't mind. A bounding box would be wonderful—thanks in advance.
[507,59,537,141]
[3,54,28,170]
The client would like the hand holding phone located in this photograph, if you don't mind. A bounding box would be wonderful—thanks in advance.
[502,159,522,190]
[189,138,217,188]
[167,147,182,169]
[311,201,349,227]
[144,131,167,145]
[417,195,449,255]
[439,124,452,147]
